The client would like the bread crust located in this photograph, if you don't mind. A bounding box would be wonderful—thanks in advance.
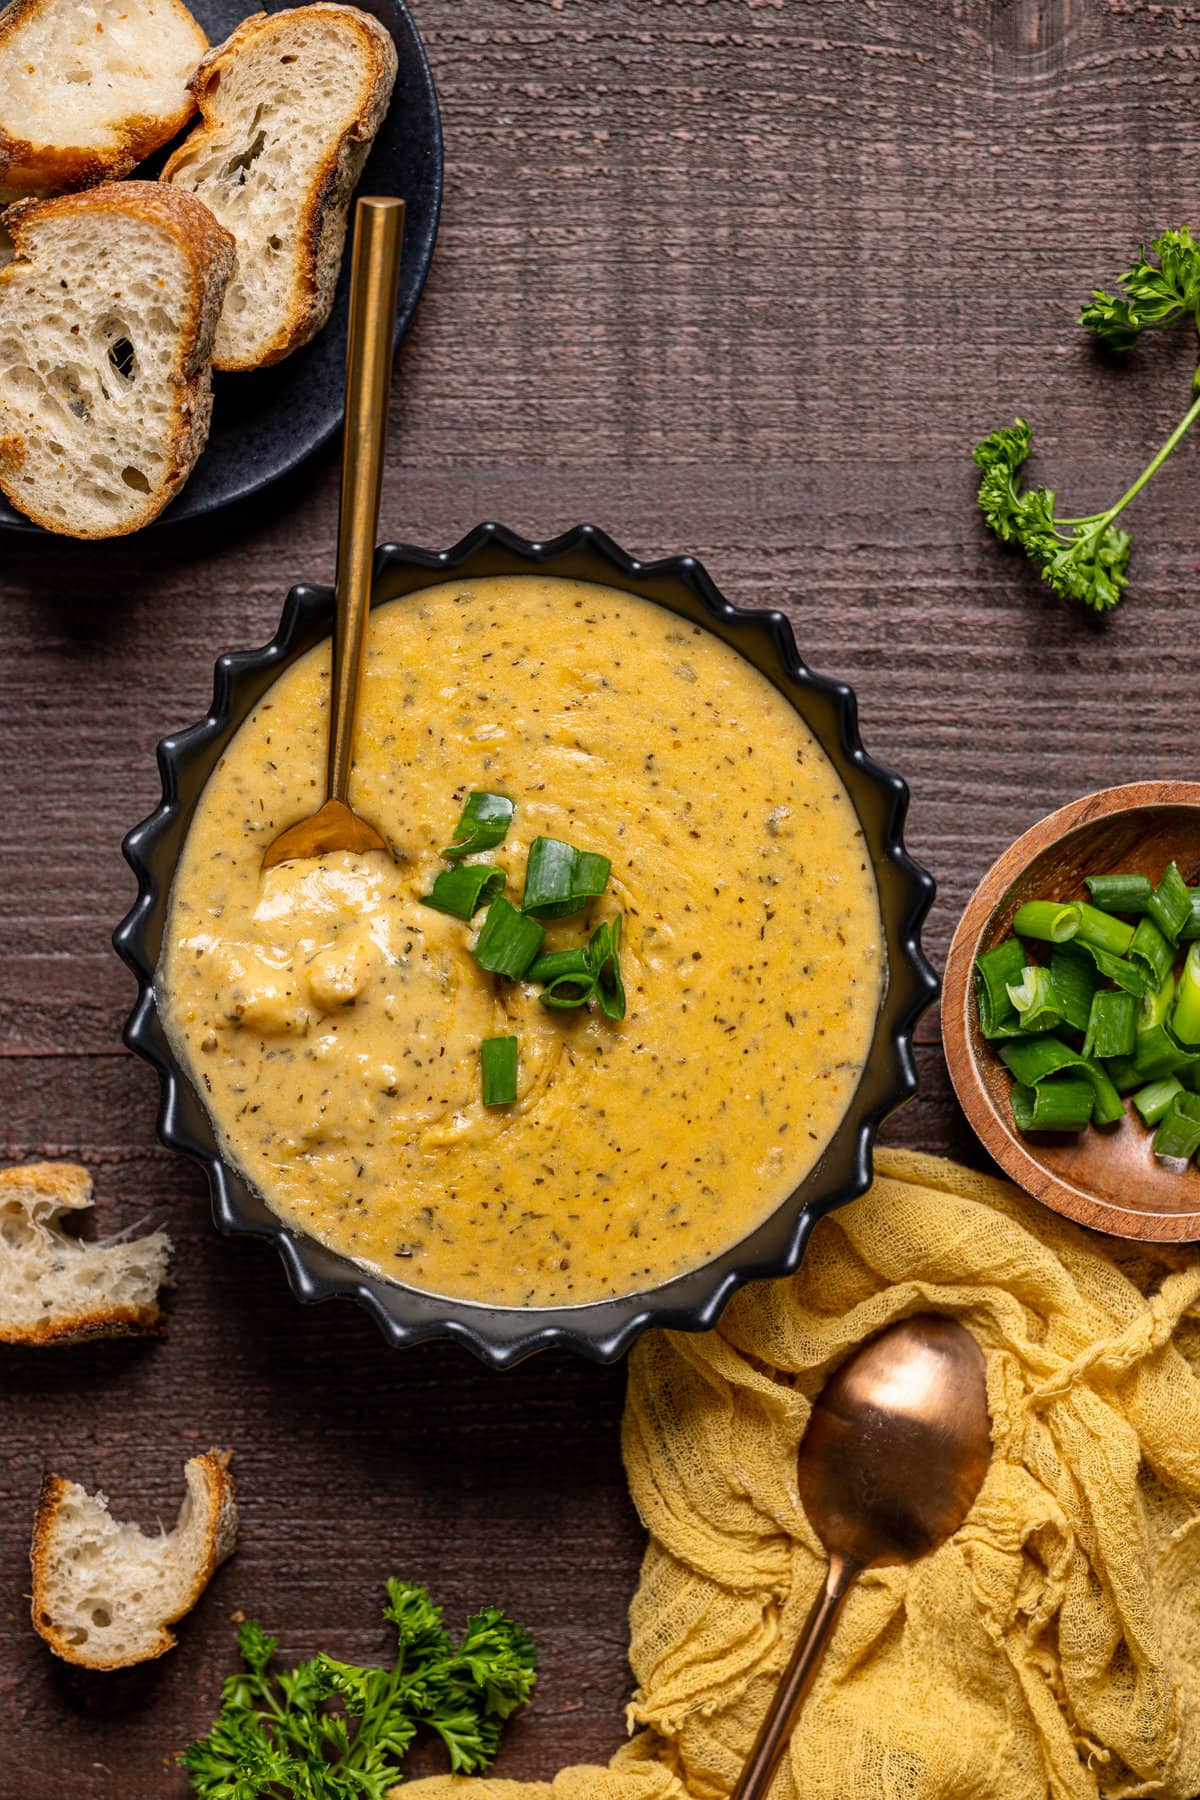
[0,1160,169,1346]
[30,1450,238,1670]
[0,0,208,192]
[162,4,398,371]
[0,181,235,536]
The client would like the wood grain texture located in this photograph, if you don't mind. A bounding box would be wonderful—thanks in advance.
[2,0,1199,1791]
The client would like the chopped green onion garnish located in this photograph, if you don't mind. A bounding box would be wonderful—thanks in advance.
[1103,1054,1144,1094]
[999,1033,1124,1125]
[1181,891,1200,943]
[529,947,597,1010]
[1140,971,1176,1031]
[974,940,1029,1038]
[442,792,515,860]
[422,863,506,921]
[480,1036,518,1106]
[1074,902,1136,957]
[521,837,612,920]
[1133,1076,1184,1128]
[1171,942,1200,1046]
[1011,1078,1096,1133]
[473,897,545,979]
[1133,1022,1194,1082]
[1128,917,1175,991]
[1048,942,1098,1034]
[1153,1092,1200,1160]
[1084,873,1153,914]
[588,915,626,1021]
[1080,943,1146,997]
[1147,861,1192,945]
[1006,966,1063,1034]
[1081,988,1137,1060]
[1011,901,1081,944]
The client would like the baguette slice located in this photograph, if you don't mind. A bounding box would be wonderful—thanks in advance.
[162,4,398,372]
[0,0,208,192]
[0,181,235,536]
[31,1450,238,1669]
[0,1161,172,1346]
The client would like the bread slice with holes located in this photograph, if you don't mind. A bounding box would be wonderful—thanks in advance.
[0,1161,172,1346]
[31,1450,238,1668]
[162,4,397,372]
[0,181,235,536]
[0,0,208,193]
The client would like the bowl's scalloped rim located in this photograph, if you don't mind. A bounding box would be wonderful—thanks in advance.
[114,522,938,1366]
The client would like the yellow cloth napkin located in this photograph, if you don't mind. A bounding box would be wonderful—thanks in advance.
[405,1150,1200,1800]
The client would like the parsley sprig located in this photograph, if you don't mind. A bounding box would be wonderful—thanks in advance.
[181,1580,538,1799]
[974,228,1200,612]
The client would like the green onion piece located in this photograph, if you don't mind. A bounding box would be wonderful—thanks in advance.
[1180,891,1200,943]
[1011,1079,1096,1133]
[1049,942,1099,1034]
[480,1035,518,1106]
[1074,902,1136,957]
[1011,901,1081,944]
[1084,873,1153,915]
[1080,943,1146,997]
[1103,1055,1144,1094]
[421,863,506,921]
[999,1033,1124,1125]
[1147,861,1192,945]
[1133,1076,1184,1128]
[1141,971,1176,1031]
[588,915,626,1021]
[1171,942,1200,1047]
[529,947,597,1010]
[1082,988,1137,1060]
[1134,1023,1194,1082]
[521,837,612,920]
[473,897,545,979]
[442,792,515,860]
[973,940,1029,1038]
[1006,966,1063,1034]
[1128,917,1175,991]
[1181,1061,1200,1094]
[1153,1092,1200,1160]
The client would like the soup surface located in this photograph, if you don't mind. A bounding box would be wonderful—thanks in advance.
[161,576,883,1306]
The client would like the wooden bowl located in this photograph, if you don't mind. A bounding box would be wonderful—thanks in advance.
[943,781,1200,1242]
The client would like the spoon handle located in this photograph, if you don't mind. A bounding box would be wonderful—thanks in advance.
[729,1552,859,1800]
[327,195,406,805]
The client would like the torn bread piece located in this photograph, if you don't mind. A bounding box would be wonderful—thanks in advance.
[162,4,397,371]
[0,1161,172,1346]
[31,1450,238,1669]
[0,0,208,193]
[0,181,235,536]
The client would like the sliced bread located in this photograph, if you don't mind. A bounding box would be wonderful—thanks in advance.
[0,181,235,536]
[31,1450,238,1668]
[0,1161,172,1346]
[162,4,397,371]
[0,0,208,192]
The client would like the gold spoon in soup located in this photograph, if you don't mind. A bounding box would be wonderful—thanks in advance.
[730,1314,991,1800]
[263,195,406,871]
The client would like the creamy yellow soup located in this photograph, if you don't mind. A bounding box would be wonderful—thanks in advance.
[161,576,883,1307]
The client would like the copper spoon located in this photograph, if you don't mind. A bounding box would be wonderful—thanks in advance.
[263,195,406,870]
[730,1314,991,1800]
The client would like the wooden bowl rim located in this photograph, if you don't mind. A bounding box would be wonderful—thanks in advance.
[943,780,1200,1242]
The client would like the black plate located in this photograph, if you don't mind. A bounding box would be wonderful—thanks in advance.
[0,0,442,533]
[115,525,938,1368]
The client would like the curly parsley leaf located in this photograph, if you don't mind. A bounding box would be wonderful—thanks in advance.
[1080,228,1200,354]
[975,228,1200,611]
[182,1581,538,1798]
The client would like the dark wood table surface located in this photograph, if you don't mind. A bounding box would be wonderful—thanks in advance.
[2,1,1197,1793]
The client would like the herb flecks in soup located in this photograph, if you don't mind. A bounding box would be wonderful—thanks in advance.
[161,577,883,1306]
